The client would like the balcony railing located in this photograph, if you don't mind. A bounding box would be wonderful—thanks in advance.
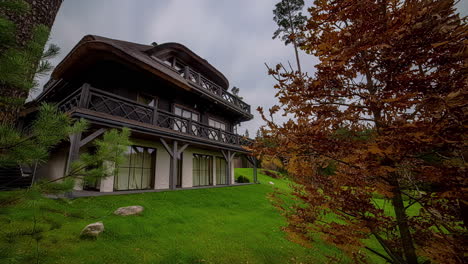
[159,61,251,115]
[58,86,251,146]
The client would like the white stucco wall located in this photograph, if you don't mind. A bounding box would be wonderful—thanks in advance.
[36,147,68,181]
[132,139,233,189]
[39,137,236,192]
[99,161,115,192]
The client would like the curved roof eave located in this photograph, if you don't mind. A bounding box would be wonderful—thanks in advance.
[147,42,230,89]
[51,35,192,92]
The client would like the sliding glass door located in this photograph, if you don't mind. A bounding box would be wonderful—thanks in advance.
[216,157,227,185]
[193,154,213,186]
[114,146,156,190]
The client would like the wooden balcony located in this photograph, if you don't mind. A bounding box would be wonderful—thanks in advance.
[58,85,251,147]
[159,62,251,115]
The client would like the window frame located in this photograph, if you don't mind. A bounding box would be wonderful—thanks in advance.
[114,145,157,191]
[172,104,200,134]
[215,156,228,185]
[207,117,227,131]
[192,153,213,187]
[207,116,228,140]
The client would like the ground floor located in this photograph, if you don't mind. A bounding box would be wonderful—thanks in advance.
[37,131,257,192]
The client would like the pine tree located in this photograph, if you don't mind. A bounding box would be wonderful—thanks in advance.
[272,0,306,73]
[0,0,63,124]
[244,129,250,138]
[255,129,262,139]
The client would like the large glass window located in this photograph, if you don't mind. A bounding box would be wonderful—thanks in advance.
[174,106,199,134]
[208,118,226,140]
[114,146,156,190]
[215,157,227,185]
[193,154,213,186]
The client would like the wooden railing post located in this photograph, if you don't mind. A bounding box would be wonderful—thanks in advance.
[218,129,222,142]
[187,119,192,135]
[184,66,190,80]
[78,84,90,108]
[197,73,201,85]
[152,98,159,126]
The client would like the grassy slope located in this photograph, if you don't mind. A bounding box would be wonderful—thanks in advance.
[1,169,346,264]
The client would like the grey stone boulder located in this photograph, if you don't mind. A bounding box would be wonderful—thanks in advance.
[113,205,144,216]
[80,221,104,239]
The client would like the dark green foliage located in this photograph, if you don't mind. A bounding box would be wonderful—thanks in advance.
[0,23,51,92]
[0,17,15,46]
[0,104,87,166]
[0,0,60,121]
[272,0,306,45]
[0,0,30,14]
[70,128,132,187]
[34,178,76,195]
[236,175,250,183]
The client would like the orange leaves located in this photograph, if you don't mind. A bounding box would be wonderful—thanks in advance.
[367,144,382,155]
[269,105,281,116]
[255,0,467,263]
[431,41,449,48]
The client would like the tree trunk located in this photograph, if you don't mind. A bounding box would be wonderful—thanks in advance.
[292,40,302,74]
[391,177,419,264]
[0,0,63,124]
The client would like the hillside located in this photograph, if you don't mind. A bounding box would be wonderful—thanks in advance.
[0,169,346,264]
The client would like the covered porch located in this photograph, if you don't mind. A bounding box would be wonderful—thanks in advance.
[47,121,258,193]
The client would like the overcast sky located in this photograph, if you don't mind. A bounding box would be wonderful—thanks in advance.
[35,0,467,135]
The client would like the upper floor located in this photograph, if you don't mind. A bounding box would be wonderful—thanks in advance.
[33,35,253,149]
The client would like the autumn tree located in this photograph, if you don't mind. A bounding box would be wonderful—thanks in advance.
[256,0,467,263]
[272,0,307,73]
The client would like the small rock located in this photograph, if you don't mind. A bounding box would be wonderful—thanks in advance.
[80,221,104,239]
[113,205,144,216]
[269,181,275,185]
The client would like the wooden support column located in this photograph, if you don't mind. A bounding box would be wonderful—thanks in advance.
[221,150,236,185]
[246,155,259,184]
[78,83,91,108]
[160,138,189,190]
[67,128,107,174]
[152,98,159,126]
[66,132,82,174]
[171,141,178,190]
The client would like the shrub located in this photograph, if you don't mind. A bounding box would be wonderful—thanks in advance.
[236,175,250,183]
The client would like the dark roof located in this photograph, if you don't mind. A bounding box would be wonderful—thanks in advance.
[51,35,229,89]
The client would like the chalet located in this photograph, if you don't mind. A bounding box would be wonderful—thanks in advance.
[25,35,257,193]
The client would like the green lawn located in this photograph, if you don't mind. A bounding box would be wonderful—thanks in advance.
[1,169,347,264]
